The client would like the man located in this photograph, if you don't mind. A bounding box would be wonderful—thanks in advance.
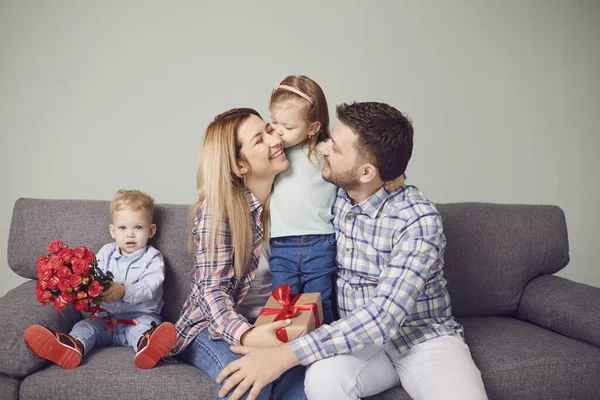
[217,102,488,400]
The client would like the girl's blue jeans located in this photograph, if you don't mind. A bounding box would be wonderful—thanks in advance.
[270,233,337,324]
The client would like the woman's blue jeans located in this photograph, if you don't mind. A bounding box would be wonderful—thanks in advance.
[180,329,307,400]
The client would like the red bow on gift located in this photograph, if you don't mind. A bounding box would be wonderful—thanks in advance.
[258,284,321,342]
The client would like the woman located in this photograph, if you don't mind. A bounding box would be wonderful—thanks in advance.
[170,108,306,400]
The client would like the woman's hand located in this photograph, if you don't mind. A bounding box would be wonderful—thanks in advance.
[240,319,292,347]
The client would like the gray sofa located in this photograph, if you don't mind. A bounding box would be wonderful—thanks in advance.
[1,198,599,399]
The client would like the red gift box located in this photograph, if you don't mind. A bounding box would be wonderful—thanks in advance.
[254,284,323,342]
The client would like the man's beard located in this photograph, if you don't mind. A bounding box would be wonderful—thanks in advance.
[322,165,361,191]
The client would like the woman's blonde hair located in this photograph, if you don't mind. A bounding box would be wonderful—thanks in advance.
[189,108,270,277]
[269,75,330,163]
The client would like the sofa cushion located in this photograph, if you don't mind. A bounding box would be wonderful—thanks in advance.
[459,316,600,400]
[20,346,215,399]
[20,343,413,400]
[0,280,81,377]
[438,203,569,316]
[0,375,20,400]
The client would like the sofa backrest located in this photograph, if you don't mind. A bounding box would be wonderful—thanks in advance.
[7,198,194,323]
[438,203,569,316]
[8,198,570,320]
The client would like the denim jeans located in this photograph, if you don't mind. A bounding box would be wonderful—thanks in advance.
[180,329,307,400]
[69,312,160,356]
[270,233,337,324]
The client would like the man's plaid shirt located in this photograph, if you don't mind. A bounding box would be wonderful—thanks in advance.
[290,185,463,365]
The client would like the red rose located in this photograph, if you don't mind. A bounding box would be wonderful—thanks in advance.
[36,255,49,271]
[84,248,96,264]
[37,254,53,279]
[69,274,83,288]
[53,295,68,311]
[36,279,48,291]
[56,265,71,279]
[46,275,60,289]
[87,280,103,298]
[39,267,53,281]
[47,239,64,255]
[48,256,63,271]
[36,289,53,306]
[57,248,73,264]
[37,257,52,278]
[73,299,89,311]
[58,278,71,292]
[72,259,89,276]
[73,246,86,260]
[36,256,52,281]
[62,291,76,302]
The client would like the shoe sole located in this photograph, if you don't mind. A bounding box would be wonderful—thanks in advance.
[134,322,177,369]
[24,325,81,369]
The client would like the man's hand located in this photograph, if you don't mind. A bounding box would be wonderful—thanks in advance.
[216,343,300,400]
[102,282,125,303]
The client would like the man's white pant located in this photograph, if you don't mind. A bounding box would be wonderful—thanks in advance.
[304,334,488,400]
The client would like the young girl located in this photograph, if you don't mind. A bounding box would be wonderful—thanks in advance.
[268,75,338,324]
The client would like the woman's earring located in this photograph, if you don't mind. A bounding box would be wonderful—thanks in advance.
[243,174,247,187]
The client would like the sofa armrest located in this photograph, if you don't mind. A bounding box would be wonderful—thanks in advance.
[517,274,600,348]
[0,279,81,377]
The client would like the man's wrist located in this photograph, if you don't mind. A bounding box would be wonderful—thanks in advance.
[280,342,300,369]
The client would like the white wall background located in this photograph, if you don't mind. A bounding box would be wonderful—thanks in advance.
[1,0,599,297]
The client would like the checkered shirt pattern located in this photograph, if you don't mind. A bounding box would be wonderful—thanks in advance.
[170,190,264,355]
[289,185,463,365]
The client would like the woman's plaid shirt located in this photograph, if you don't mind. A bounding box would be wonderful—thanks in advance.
[170,190,264,355]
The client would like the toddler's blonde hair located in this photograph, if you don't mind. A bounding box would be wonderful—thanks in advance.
[109,189,155,222]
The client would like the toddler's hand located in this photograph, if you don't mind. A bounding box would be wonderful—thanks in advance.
[102,282,125,303]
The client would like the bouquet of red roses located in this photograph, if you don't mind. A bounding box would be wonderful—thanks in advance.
[35,239,113,312]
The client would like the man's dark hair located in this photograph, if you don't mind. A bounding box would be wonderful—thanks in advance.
[336,102,413,182]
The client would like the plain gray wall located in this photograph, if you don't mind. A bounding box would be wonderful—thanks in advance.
[1,0,599,297]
